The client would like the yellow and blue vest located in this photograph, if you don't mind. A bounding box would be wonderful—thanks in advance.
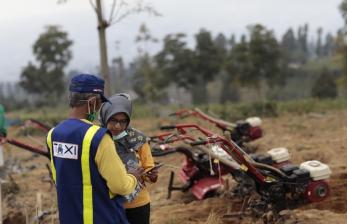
[47,119,128,224]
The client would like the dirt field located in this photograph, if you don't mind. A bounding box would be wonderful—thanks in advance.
[1,109,347,223]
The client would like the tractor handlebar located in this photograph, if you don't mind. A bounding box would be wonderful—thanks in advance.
[189,140,208,146]
[160,125,177,130]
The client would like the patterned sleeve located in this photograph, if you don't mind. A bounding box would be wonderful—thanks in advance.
[138,142,155,178]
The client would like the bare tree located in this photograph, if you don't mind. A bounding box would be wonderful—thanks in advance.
[59,0,160,95]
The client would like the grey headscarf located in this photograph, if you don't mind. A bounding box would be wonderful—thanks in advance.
[99,93,132,127]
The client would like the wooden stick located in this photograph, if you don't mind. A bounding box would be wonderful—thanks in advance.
[36,192,42,220]
[51,205,54,224]
[0,180,2,224]
[0,144,4,224]
[0,145,4,167]
[25,206,29,224]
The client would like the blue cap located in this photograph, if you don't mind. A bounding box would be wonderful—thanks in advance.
[69,74,109,103]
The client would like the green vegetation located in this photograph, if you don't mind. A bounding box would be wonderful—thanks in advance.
[311,68,338,99]
[19,25,73,105]
[8,105,69,126]
[7,99,346,123]
[203,98,347,121]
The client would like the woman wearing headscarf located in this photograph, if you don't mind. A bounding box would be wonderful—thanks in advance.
[99,93,158,224]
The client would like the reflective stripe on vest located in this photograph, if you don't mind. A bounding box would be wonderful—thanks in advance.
[47,128,56,183]
[82,125,100,224]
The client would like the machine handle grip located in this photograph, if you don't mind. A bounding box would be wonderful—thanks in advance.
[190,140,207,146]
[160,125,176,130]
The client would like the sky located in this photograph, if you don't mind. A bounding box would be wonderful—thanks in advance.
[0,0,344,82]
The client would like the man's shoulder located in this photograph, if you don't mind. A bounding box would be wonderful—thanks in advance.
[55,119,97,128]
[53,120,108,138]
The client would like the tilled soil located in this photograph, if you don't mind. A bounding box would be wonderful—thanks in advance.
[1,109,347,224]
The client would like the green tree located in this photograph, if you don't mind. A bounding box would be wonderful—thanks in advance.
[219,71,240,103]
[297,24,309,63]
[214,33,228,58]
[215,33,240,103]
[156,31,222,104]
[132,56,162,101]
[191,29,222,104]
[340,0,347,24]
[222,35,249,102]
[316,27,323,57]
[19,25,73,103]
[228,34,236,49]
[281,29,296,50]
[323,33,334,57]
[311,68,337,98]
[339,1,347,91]
[132,23,163,102]
[155,33,195,90]
[225,35,250,78]
[33,26,72,70]
[247,24,282,88]
[224,25,284,100]
[213,33,228,68]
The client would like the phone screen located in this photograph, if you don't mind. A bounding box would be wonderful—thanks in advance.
[146,163,164,173]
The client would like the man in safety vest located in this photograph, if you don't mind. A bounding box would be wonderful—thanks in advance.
[0,104,6,167]
[46,74,141,224]
[0,104,6,142]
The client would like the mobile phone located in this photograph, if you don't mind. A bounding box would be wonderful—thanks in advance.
[146,163,164,173]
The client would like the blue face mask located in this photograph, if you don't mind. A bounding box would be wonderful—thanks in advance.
[112,131,128,140]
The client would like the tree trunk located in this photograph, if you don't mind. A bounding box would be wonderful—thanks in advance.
[95,0,111,96]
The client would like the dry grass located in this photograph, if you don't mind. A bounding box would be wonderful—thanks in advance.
[205,210,223,224]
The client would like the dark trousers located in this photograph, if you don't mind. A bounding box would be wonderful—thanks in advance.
[125,203,150,224]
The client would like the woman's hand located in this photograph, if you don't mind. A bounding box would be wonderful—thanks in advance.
[0,136,6,145]
[128,167,145,185]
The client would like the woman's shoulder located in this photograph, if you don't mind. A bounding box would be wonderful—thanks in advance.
[127,127,146,137]
[126,127,148,145]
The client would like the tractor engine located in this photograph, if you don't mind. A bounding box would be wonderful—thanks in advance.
[231,117,263,144]
[300,160,331,203]
[248,148,331,214]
